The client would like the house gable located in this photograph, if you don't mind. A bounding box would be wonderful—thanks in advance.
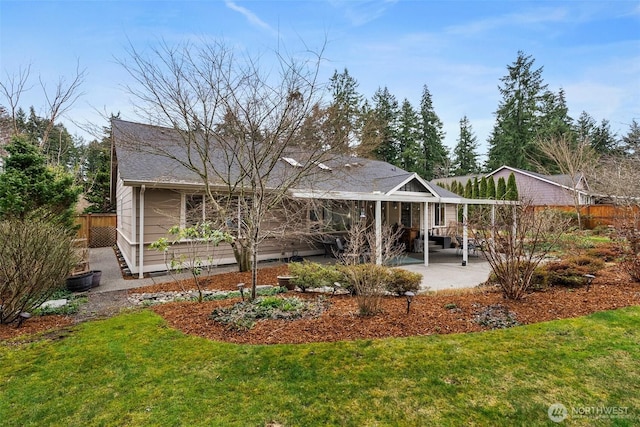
[487,165,588,205]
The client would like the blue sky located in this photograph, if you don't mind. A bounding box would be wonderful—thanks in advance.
[1,0,639,156]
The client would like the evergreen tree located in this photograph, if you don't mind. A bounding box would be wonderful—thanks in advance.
[356,100,384,158]
[464,179,473,198]
[83,118,118,213]
[534,88,573,172]
[13,106,82,170]
[327,68,363,152]
[487,176,496,199]
[0,135,80,229]
[472,177,480,199]
[479,176,488,198]
[496,177,507,200]
[622,119,640,158]
[397,98,421,172]
[590,119,619,155]
[506,172,519,201]
[573,111,597,142]
[372,87,399,165]
[450,180,459,195]
[486,51,548,171]
[417,85,448,179]
[452,115,480,175]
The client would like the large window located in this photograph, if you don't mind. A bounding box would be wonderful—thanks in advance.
[434,203,446,227]
[185,194,205,226]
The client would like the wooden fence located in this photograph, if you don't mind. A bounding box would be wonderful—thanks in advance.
[534,205,640,229]
[75,214,117,248]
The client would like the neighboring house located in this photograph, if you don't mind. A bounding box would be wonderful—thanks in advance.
[487,165,592,206]
[112,119,472,276]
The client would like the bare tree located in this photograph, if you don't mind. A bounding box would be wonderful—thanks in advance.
[118,39,339,298]
[0,64,31,135]
[535,134,599,228]
[471,202,570,299]
[0,62,86,158]
[39,62,86,150]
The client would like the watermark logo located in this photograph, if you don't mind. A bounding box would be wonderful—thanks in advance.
[548,403,568,423]
[548,403,632,422]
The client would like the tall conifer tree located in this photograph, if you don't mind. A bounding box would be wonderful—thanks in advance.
[486,51,548,171]
[418,85,448,179]
[452,115,480,175]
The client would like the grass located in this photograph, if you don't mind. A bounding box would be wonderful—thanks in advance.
[1,307,639,426]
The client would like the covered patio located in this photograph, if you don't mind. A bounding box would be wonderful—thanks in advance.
[293,172,504,269]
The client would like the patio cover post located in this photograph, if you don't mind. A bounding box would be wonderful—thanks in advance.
[375,200,382,265]
[491,204,496,242]
[138,185,146,279]
[462,203,469,266]
[423,201,429,267]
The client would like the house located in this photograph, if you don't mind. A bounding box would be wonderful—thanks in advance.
[487,165,592,206]
[112,119,476,277]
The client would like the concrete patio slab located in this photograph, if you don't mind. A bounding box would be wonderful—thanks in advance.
[88,246,492,294]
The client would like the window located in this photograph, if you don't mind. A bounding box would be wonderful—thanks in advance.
[185,194,205,227]
[434,203,446,227]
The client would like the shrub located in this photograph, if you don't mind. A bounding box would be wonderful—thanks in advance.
[386,269,422,296]
[474,304,520,329]
[339,264,391,316]
[585,244,622,262]
[289,261,344,292]
[210,295,329,331]
[543,255,605,287]
[623,255,640,283]
[33,290,87,316]
[0,214,77,324]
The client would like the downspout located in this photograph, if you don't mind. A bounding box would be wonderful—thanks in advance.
[138,185,146,279]
[375,200,382,265]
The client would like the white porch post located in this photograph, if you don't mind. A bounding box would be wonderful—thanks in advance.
[138,185,146,279]
[462,203,469,266]
[375,200,382,265]
[491,204,496,242]
[423,201,429,267]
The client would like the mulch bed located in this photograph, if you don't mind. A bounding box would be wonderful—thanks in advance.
[2,264,639,344]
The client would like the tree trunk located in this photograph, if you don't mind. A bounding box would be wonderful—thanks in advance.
[232,242,251,272]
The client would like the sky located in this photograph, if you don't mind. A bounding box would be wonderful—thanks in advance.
[1,0,639,158]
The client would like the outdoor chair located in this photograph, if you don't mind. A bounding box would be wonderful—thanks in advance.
[455,236,478,257]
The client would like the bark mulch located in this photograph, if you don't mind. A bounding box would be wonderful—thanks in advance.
[2,264,639,344]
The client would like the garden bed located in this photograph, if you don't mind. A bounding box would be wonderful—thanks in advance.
[2,264,639,344]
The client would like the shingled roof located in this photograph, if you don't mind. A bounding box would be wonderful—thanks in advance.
[113,119,443,199]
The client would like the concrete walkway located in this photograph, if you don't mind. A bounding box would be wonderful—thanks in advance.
[88,247,492,294]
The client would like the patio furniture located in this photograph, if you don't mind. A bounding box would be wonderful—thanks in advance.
[455,236,478,257]
[428,234,451,250]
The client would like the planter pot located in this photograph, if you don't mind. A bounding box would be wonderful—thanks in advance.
[277,275,297,291]
[66,271,94,292]
[91,270,102,288]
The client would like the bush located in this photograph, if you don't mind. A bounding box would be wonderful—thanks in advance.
[210,295,329,331]
[0,214,77,324]
[623,255,640,283]
[474,304,520,329]
[585,244,622,262]
[289,261,344,292]
[339,264,391,316]
[543,255,605,287]
[386,269,422,296]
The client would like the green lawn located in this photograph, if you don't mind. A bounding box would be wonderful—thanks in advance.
[1,307,639,426]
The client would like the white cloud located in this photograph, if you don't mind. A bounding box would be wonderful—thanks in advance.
[329,0,398,26]
[445,6,571,37]
[224,1,277,36]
